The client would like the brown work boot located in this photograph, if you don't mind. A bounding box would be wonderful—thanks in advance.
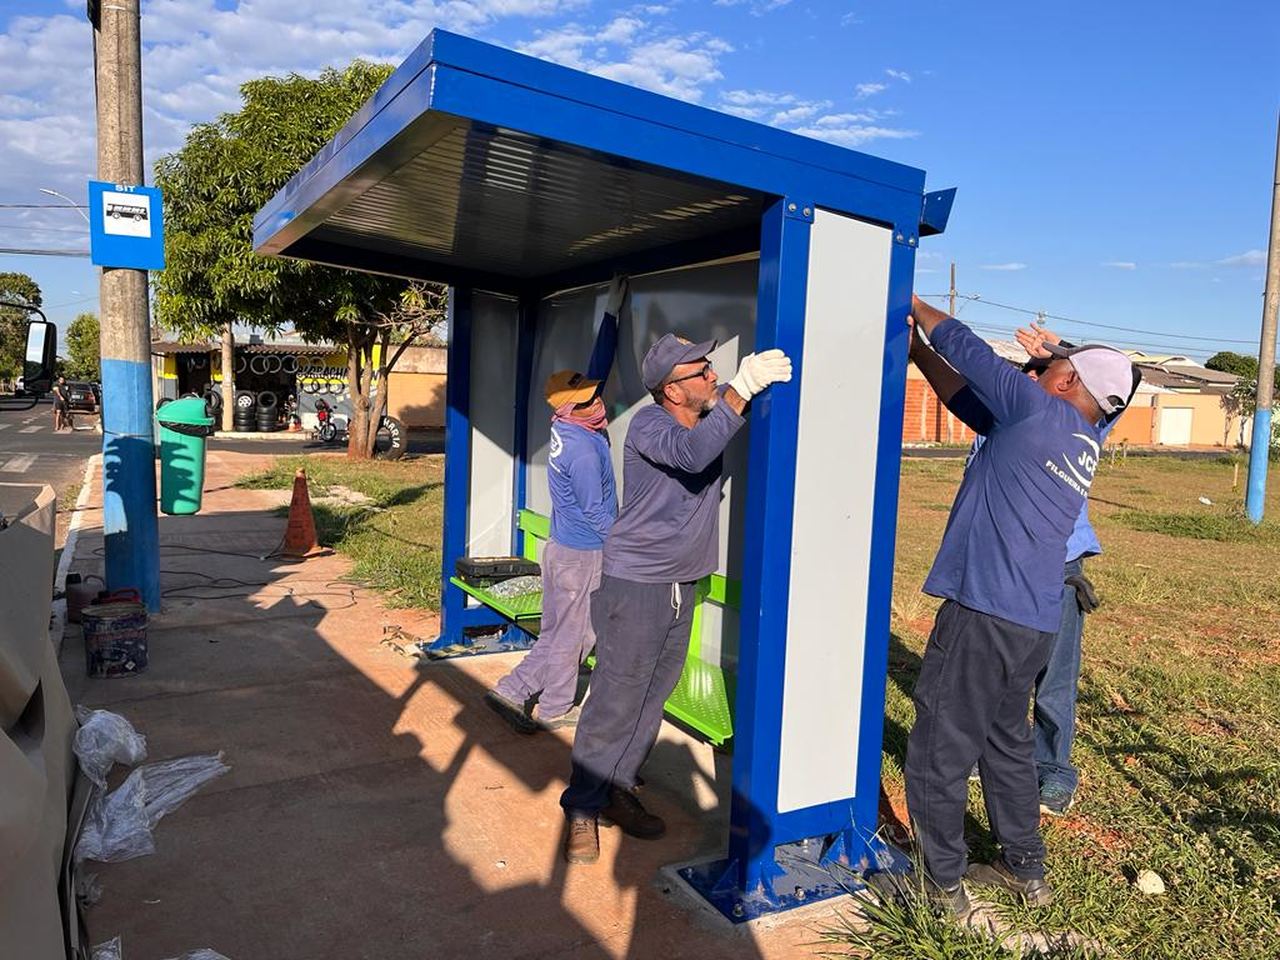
[564,814,600,864]
[965,859,1054,907]
[600,785,666,839]
[534,704,581,730]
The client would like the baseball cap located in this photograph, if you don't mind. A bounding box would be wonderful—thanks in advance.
[1043,343,1140,416]
[642,333,718,391]
[544,370,600,408]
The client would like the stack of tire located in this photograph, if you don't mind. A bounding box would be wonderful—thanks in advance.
[256,391,279,432]
[233,391,257,432]
[203,389,222,431]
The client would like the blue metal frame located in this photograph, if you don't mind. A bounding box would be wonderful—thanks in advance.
[253,27,951,923]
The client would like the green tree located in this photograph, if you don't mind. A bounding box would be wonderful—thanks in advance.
[154,61,444,458]
[0,272,43,386]
[64,312,101,381]
[1205,351,1258,380]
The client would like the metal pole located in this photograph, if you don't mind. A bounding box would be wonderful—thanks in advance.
[1246,112,1280,524]
[94,0,160,608]
[949,261,956,318]
[946,262,956,443]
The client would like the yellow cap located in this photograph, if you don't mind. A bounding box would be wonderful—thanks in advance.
[544,370,601,408]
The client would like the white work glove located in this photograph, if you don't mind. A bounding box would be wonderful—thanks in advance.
[728,348,792,399]
[605,274,630,317]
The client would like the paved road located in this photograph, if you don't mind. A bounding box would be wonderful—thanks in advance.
[0,397,98,517]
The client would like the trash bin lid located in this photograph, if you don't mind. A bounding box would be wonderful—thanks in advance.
[155,395,214,426]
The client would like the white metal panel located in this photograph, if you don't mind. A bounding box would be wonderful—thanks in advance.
[777,209,893,813]
[468,293,519,557]
[1157,406,1193,446]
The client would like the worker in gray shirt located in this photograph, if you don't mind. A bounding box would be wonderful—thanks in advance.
[560,333,792,864]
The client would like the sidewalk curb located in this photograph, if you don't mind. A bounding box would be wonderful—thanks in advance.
[212,431,312,442]
[51,452,99,658]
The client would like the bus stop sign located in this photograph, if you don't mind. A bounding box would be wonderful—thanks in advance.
[89,180,165,270]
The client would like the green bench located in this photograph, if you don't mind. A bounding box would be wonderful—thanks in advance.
[449,509,737,745]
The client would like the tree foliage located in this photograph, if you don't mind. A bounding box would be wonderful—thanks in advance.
[153,61,445,457]
[0,272,43,384]
[1205,351,1259,380]
[65,312,101,381]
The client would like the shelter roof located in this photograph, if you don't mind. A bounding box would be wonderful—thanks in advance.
[253,30,934,293]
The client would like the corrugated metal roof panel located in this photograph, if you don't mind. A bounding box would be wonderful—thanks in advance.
[315,119,763,279]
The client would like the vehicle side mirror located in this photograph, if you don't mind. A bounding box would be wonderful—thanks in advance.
[24,320,57,395]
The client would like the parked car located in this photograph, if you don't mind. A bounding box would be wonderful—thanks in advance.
[65,381,100,413]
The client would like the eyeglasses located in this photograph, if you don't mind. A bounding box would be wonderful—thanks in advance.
[666,362,713,385]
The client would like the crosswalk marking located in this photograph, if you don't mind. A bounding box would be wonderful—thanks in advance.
[0,423,9,430]
[0,454,36,473]
[18,425,43,434]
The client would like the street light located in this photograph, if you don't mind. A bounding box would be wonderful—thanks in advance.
[38,188,90,225]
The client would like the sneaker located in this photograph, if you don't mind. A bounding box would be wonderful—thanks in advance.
[964,859,1054,907]
[534,704,581,730]
[925,879,973,920]
[564,814,599,864]
[483,690,539,735]
[1039,782,1075,816]
[599,785,666,839]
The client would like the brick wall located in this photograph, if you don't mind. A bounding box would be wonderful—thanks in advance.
[902,375,977,445]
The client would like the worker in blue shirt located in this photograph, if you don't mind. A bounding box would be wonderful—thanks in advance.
[487,370,618,734]
[963,323,1136,818]
[560,333,791,865]
[905,295,1139,918]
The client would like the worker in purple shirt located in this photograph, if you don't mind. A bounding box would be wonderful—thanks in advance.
[560,333,792,865]
[963,324,1137,817]
[906,295,1139,918]
[486,370,618,733]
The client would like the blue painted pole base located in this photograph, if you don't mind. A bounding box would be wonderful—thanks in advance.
[1246,407,1272,524]
[101,357,161,611]
[677,833,910,923]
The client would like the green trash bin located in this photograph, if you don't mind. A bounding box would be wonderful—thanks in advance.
[156,396,214,515]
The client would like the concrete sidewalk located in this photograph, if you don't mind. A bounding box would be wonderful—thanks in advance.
[59,451,849,960]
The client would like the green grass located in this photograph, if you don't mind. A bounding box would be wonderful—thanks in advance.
[1112,509,1279,542]
[236,454,444,608]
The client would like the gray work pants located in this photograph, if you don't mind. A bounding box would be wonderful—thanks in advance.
[905,600,1054,888]
[494,542,602,718]
[560,575,695,815]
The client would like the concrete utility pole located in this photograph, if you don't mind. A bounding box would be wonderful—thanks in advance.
[1246,112,1280,525]
[93,0,160,608]
[949,262,957,318]
[221,322,235,432]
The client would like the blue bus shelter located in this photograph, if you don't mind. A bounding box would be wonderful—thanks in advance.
[254,29,952,922]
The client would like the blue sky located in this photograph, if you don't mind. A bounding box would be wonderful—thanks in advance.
[1,0,1276,359]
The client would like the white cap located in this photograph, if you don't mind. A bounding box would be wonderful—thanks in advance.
[1043,343,1139,416]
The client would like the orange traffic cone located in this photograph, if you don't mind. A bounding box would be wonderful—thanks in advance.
[280,468,324,558]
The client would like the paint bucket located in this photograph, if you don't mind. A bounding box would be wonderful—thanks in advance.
[83,589,149,678]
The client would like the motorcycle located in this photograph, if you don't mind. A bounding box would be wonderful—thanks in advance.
[311,398,406,459]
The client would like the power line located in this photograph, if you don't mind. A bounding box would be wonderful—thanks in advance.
[919,292,1257,345]
[0,202,90,209]
[0,223,90,235]
[0,247,90,258]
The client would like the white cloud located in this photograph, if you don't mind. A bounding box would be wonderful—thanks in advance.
[1217,249,1266,268]
[771,103,826,125]
[980,262,1028,271]
[1171,249,1266,269]
[840,13,862,26]
[885,68,911,82]
[1103,261,1137,270]
[521,21,732,101]
[855,82,887,99]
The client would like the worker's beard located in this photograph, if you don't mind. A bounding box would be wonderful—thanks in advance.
[697,391,718,416]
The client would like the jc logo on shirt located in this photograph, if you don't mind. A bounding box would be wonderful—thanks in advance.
[1045,433,1099,499]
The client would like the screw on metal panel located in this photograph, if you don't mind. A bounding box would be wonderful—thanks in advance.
[794,886,806,900]
[732,903,744,917]
[895,233,904,242]
[802,207,812,217]
[908,237,917,246]
[788,202,797,212]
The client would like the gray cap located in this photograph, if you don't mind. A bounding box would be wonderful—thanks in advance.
[642,333,718,390]
[1043,342,1140,416]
